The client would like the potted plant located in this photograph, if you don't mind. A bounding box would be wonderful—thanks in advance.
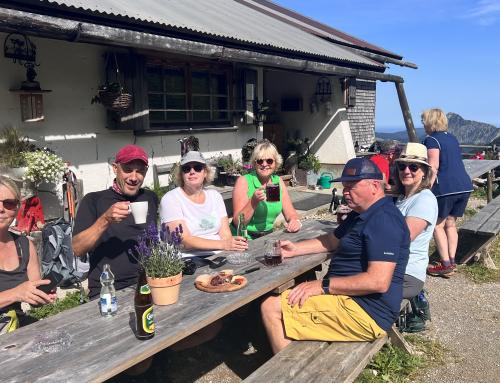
[131,223,184,306]
[212,153,243,186]
[298,153,321,187]
[0,127,36,180]
[23,149,65,187]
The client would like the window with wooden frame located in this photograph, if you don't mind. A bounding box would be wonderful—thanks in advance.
[146,62,232,128]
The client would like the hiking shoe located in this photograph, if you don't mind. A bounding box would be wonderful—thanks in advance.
[427,263,455,278]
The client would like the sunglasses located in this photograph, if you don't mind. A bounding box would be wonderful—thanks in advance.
[397,163,421,172]
[181,163,205,174]
[256,158,274,165]
[0,199,19,211]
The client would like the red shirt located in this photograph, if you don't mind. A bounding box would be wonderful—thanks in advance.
[370,154,390,182]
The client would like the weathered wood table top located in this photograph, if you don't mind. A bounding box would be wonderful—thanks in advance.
[463,159,500,179]
[0,220,336,383]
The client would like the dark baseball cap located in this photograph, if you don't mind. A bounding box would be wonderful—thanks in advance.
[115,144,148,165]
[333,157,383,182]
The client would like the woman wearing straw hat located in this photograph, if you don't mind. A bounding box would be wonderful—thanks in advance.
[393,143,438,299]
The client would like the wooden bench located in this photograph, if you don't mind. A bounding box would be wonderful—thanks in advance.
[244,337,387,383]
[457,195,500,265]
[152,163,175,190]
[244,301,411,383]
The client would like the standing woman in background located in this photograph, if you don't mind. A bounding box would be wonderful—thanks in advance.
[232,140,301,239]
[422,108,473,277]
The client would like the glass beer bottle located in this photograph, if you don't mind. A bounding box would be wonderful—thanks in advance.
[237,213,248,239]
[134,269,155,340]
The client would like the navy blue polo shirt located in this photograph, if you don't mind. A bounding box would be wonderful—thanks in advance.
[423,132,473,197]
[327,197,410,330]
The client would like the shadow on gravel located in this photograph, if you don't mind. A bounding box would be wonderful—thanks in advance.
[107,301,273,383]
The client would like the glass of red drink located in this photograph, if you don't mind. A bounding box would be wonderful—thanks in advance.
[266,183,280,202]
[264,240,282,266]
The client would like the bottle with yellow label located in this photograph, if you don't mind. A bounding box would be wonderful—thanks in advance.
[134,269,155,340]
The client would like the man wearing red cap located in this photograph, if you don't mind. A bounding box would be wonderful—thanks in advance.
[72,144,158,299]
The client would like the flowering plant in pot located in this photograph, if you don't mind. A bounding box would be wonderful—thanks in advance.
[131,223,184,305]
[23,149,65,187]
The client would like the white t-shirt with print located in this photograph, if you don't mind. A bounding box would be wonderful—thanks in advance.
[160,187,227,257]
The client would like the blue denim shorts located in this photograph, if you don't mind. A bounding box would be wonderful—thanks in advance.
[437,192,471,218]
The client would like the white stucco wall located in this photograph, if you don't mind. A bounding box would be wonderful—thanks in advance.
[265,70,355,165]
[0,33,260,197]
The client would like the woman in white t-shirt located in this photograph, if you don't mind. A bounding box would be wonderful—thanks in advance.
[393,143,438,299]
[160,151,248,258]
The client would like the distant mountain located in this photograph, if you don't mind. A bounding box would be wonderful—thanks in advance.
[376,128,426,142]
[376,113,500,145]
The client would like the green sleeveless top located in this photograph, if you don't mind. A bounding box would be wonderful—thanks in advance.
[238,172,283,235]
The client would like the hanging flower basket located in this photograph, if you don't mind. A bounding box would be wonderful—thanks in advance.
[91,53,133,112]
[98,89,133,112]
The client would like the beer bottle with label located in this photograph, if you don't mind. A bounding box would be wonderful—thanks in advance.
[134,269,155,340]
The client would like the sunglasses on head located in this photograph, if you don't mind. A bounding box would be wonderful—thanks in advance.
[397,163,421,172]
[256,158,274,165]
[0,199,19,211]
[181,163,205,174]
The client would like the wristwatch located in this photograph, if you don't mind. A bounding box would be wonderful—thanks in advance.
[322,276,330,295]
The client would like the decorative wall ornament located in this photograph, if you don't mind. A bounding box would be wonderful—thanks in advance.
[5,32,51,122]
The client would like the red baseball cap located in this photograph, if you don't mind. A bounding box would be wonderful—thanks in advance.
[115,144,148,165]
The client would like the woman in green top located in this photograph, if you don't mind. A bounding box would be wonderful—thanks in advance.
[232,140,301,239]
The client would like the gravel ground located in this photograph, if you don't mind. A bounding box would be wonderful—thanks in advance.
[413,273,500,383]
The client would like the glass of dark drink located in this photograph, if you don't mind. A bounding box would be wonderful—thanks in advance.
[264,240,282,266]
[266,183,280,202]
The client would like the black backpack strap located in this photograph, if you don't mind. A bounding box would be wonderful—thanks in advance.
[12,233,30,270]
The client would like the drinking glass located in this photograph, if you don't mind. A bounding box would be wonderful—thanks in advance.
[265,183,280,202]
[264,240,282,266]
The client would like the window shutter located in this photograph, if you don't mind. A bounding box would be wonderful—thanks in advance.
[347,77,356,108]
[244,69,257,125]
[107,52,150,131]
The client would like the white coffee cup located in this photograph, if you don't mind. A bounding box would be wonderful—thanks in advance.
[129,201,148,224]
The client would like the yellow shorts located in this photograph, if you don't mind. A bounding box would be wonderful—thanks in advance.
[281,291,386,342]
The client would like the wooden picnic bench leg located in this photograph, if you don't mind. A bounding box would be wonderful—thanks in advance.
[487,170,493,203]
[387,325,415,355]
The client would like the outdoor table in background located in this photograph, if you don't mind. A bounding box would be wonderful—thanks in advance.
[0,220,336,383]
[463,159,500,202]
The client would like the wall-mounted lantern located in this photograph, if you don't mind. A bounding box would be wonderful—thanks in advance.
[4,32,51,122]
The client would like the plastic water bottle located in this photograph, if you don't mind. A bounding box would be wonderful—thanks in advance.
[100,264,117,317]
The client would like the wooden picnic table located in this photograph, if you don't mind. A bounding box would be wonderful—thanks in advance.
[463,159,500,202]
[0,220,335,383]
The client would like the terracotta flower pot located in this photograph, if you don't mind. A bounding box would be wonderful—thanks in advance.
[146,272,182,306]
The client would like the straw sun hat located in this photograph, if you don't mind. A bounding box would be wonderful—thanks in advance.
[395,143,430,167]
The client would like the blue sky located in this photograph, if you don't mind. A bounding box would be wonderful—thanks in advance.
[275,0,500,132]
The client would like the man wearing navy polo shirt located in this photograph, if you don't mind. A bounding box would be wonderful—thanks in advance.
[261,157,410,354]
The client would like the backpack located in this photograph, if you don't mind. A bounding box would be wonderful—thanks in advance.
[41,218,87,288]
[398,290,430,333]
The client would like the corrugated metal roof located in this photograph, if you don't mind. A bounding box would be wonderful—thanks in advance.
[241,0,402,59]
[37,0,382,68]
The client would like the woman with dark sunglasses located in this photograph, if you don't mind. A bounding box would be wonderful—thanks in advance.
[232,140,300,239]
[0,176,56,331]
[393,143,438,300]
[160,151,248,257]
